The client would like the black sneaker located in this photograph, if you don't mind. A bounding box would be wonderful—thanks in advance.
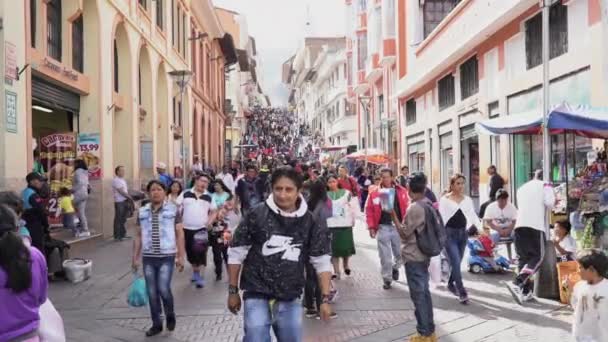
[166,314,176,331]
[216,273,222,281]
[344,269,351,276]
[145,326,163,337]
[383,281,392,290]
[305,309,318,318]
[447,284,459,297]
[392,268,399,281]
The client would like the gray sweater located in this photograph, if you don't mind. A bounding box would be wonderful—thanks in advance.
[398,198,430,263]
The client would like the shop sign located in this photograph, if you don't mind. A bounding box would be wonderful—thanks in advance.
[4,41,17,85]
[78,133,102,180]
[42,57,78,81]
[39,132,77,227]
[4,91,17,133]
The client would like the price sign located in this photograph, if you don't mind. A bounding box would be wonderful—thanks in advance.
[77,133,102,180]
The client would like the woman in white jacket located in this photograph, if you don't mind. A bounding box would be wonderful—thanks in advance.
[326,174,363,279]
[439,174,481,305]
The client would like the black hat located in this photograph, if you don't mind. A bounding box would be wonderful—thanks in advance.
[26,172,45,183]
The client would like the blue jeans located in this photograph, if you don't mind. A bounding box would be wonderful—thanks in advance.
[445,227,467,297]
[143,256,175,327]
[405,260,435,336]
[243,297,302,342]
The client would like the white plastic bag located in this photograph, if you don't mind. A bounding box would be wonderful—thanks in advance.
[39,299,66,342]
[429,255,442,287]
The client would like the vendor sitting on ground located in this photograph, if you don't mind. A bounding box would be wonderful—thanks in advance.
[553,220,577,262]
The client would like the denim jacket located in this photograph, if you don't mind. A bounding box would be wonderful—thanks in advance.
[139,203,178,255]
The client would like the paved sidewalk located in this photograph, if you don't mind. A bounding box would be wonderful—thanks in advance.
[49,223,573,341]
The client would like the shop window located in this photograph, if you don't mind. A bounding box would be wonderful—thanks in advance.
[438,73,455,111]
[30,0,36,48]
[525,2,568,70]
[423,0,461,39]
[171,0,175,44]
[113,41,119,92]
[357,33,367,70]
[460,56,478,100]
[182,13,187,57]
[47,0,62,61]
[156,0,163,30]
[72,15,84,73]
[405,99,416,125]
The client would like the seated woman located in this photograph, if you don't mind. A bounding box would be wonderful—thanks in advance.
[553,220,577,262]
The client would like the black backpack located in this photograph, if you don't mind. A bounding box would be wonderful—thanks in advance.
[415,202,447,257]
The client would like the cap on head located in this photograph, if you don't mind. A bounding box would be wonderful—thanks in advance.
[26,172,44,183]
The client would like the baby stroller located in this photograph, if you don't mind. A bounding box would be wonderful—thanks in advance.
[466,239,510,274]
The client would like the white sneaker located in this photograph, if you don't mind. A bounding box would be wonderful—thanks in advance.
[522,291,534,302]
[78,231,91,238]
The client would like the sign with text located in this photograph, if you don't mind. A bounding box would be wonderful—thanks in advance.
[40,132,77,226]
[4,41,16,84]
[78,133,102,179]
[5,91,17,133]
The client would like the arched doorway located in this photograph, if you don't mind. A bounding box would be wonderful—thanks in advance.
[138,44,154,183]
[112,22,134,179]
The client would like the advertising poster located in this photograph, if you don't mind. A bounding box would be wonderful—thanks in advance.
[39,132,77,226]
[78,133,102,179]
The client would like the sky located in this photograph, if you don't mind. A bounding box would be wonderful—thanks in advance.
[213,0,346,107]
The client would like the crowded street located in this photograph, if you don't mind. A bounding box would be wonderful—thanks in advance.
[2,0,608,342]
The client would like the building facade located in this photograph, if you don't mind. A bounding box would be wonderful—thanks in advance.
[347,0,608,209]
[283,37,355,149]
[216,7,269,165]
[0,0,231,238]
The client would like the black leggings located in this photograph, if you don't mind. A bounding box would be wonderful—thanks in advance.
[209,231,228,276]
[303,263,322,311]
[514,227,545,294]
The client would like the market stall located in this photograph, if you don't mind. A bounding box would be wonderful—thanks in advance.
[476,103,608,254]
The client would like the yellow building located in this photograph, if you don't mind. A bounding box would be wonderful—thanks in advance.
[0,0,232,237]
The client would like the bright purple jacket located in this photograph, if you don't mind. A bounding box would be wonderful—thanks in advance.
[0,246,48,341]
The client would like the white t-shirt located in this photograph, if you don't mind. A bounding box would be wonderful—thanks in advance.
[556,235,577,258]
[483,202,518,229]
[112,177,128,203]
[515,179,555,232]
[177,189,217,230]
[572,279,608,342]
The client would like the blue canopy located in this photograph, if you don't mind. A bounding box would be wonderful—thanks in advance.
[476,103,608,139]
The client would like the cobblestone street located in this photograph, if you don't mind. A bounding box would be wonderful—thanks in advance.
[49,224,573,342]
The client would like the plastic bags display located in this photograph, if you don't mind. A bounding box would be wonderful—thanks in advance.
[127,273,148,307]
[39,299,66,342]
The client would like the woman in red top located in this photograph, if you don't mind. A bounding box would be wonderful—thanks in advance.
[337,166,359,198]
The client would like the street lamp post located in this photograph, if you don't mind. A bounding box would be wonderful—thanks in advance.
[168,70,193,183]
[358,96,371,167]
[536,0,559,300]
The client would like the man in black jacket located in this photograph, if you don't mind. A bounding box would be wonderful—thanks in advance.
[479,165,505,218]
[227,167,333,341]
[21,172,49,253]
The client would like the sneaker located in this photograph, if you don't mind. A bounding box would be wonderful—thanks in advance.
[409,333,437,342]
[192,273,205,288]
[392,268,399,281]
[166,314,176,331]
[328,289,339,303]
[459,294,470,305]
[522,291,534,302]
[383,281,392,290]
[216,273,222,281]
[145,325,163,337]
[504,281,524,305]
[316,312,338,320]
[305,309,318,318]
[77,231,91,238]
[344,268,351,276]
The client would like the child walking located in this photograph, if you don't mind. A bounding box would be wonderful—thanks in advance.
[571,250,608,342]
[59,187,80,237]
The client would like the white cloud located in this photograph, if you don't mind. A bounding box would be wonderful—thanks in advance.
[213,0,346,106]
